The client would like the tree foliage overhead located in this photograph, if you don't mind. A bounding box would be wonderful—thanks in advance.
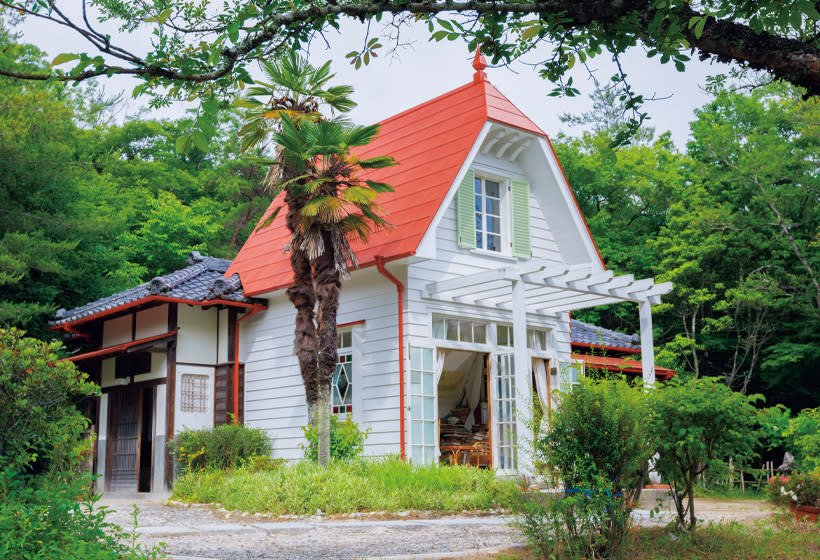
[2,0,820,117]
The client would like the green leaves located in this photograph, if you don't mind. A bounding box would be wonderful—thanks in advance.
[50,53,79,67]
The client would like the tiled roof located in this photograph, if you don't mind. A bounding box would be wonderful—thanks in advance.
[226,75,548,296]
[571,319,640,350]
[52,252,252,326]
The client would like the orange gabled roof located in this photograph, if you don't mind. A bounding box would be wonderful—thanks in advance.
[227,75,547,296]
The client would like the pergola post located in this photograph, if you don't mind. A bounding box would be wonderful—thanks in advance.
[511,278,533,472]
[639,300,656,386]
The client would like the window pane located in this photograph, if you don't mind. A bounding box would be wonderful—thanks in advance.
[432,319,445,339]
[485,180,500,197]
[475,177,481,193]
[423,372,433,395]
[475,214,482,230]
[460,321,473,343]
[497,325,507,346]
[485,198,500,216]
[410,347,421,370]
[424,420,434,442]
[476,232,483,249]
[423,397,434,419]
[446,319,458,341]
[487,234,501,252]
[411,371,421,393]
[412,420,422,443]
[475,196,482,213]
[474,323,486,344]
[422,348,433,372]
[486,216,499,233]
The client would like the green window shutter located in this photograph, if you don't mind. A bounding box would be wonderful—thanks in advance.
[456,168,476,249]
[510,177,531,259]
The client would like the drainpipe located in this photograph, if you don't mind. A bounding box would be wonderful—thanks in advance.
[233,303,266,424]
[375,257,406,461]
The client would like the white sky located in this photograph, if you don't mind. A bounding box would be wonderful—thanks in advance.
[14,13,733,149]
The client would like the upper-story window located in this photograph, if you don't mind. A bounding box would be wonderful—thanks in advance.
[332,329,353,415]
[457,168,531,259]
[475,176,503,252]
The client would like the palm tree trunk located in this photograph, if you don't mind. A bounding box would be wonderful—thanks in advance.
[313,229,341,466]
[284,189,320,426]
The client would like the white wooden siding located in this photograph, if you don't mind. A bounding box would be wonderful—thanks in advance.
[241,267,402,460]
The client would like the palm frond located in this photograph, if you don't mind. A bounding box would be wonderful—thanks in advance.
[359,156,397,169]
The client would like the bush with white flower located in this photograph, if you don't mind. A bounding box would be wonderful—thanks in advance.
[766,472,820,508]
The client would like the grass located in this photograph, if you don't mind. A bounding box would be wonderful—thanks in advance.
[171,456,520,515]
[693,484,765,500]
[486,519,820,560]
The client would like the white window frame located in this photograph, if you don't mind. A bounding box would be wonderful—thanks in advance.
[332,327,355,415]
[474,173,510,255]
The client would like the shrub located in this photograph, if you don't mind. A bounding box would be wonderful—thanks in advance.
[0,471,163,560]
[766,472,820,508]
[168,423,271,475]
[0,328,99,476]
[519,377,651,559]
[302,414,369,462]
[647,376,762,531]
[783,407,820,473]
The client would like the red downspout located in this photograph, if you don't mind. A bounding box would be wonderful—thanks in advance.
[233,304,266,424]
[376,257,406,461]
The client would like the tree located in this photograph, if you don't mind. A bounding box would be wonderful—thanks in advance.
[271,115,394,465]
[0,328,99,476]
[647,377,761,531]
[3,1,820,129]
[237,53,356,465]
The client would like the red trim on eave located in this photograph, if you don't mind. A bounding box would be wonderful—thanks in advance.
[338,320,366,329]
[543,135,606,270]
[60,330,178,362]
[571,342,641,355]
[51,296,260,331]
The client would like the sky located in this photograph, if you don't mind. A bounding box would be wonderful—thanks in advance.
[14,12,733,149]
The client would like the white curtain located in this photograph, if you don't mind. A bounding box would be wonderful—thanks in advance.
[532,358,550,408]
[463,353,483,431]
[532,358,551,434]
[433,349,446,385]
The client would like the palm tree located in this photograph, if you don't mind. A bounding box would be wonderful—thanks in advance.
[238,53,355,441]
[272,116,395,465]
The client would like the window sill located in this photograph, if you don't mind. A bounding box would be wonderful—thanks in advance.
[469,249,519,263]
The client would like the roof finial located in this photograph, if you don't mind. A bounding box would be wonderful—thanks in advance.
[472,46,487,83]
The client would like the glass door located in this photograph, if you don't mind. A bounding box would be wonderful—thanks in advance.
[409,346,437,464]
[491,353,517,471]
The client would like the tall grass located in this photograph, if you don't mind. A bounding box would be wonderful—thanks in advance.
[172,457,519,514]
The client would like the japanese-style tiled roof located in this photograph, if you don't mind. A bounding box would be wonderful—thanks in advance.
[52,252,252,326]
[571,319,640,351]
[226,73,549,296]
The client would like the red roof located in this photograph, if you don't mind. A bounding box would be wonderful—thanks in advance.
[572,353,676,380]
[226,75,547,296]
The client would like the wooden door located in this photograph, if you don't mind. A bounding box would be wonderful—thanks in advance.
[107,388,141,492]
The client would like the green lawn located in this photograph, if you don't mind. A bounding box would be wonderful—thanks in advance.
[490,520,820,560]
[172,457,520,515]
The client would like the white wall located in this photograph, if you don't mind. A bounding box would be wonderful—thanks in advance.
[177,305,218,364]
[242,266,401,460]
[174,364,214,432]
[135,305,168,339]
[102,315,131,346]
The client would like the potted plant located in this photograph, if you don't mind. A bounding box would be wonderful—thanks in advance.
[766,472,820,522]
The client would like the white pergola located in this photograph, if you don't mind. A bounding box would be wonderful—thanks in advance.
[423,259,672,472]
[422,259,673,385]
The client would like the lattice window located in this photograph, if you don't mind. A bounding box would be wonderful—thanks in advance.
[181,374,209,413]
[332,329,353,414]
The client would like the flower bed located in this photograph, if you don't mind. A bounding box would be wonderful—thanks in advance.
[766,472,820,521]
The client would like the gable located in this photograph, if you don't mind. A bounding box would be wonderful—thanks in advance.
[227,75,602,296]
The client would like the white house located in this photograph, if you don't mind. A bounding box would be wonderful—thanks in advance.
[53,53,672,492]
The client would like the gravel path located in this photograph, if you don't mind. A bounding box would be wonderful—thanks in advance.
[99,498,523,560]
[98,496,775,560]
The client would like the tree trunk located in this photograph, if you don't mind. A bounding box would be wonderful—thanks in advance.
[313,229,341,466]
[283,189,319,426]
